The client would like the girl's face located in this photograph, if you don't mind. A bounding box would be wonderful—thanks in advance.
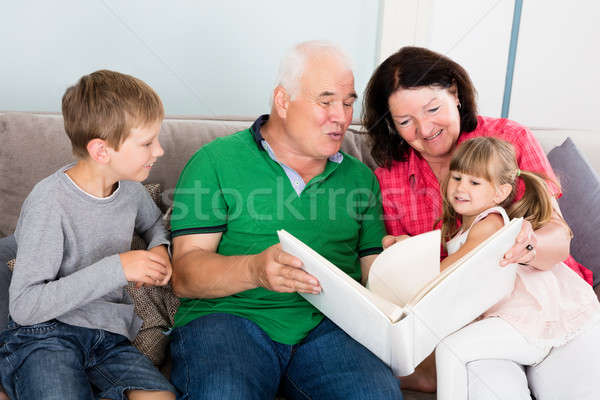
[446,171,509,218]
[388,85,461,163]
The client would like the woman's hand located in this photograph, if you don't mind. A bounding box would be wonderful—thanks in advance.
[500,219,537,267]
[382,235,409,250]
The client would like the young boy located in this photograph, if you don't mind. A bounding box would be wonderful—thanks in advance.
[0,70,176,400]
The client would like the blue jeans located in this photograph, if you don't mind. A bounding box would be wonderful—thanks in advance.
[170,313,402,400]
[0,319,175,400]
[0,235,16,331]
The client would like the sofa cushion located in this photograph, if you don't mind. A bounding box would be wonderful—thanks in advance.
[548,137,600,286]
[0,113,74,237]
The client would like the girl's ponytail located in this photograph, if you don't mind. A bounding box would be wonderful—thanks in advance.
[507,170,555,230]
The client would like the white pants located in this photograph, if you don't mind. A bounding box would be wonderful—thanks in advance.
[436,317,600,400]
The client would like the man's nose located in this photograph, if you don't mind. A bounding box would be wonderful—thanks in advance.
[328,102,347,124]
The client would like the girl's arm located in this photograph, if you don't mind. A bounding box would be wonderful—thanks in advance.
[441,214,505,271]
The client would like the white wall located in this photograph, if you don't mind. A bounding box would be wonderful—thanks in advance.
[0,1,379,117]
[378,0,514,118]
[379,0,600,131]
[509,1,600,130]
[3,1,599,130]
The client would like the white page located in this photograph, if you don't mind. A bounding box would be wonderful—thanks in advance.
[408,218,522,365]
[367,230,441,307]
[278,230,403,321]
[278,229,405,362]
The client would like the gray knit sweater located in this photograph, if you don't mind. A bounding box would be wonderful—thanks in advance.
[9,165,169,341]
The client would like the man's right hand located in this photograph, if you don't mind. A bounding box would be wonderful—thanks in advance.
[120,250,171,287]
[249,244,321,294]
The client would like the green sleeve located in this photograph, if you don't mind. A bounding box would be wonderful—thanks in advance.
[357,173,386,257]
[170,147,228,236]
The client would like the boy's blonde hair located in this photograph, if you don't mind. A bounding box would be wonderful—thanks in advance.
[62,70,164,158]
[440,137,562,243]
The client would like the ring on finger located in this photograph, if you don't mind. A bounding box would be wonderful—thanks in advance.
[526,244,534,251]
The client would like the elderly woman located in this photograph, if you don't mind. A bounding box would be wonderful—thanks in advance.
[362,47,594,399]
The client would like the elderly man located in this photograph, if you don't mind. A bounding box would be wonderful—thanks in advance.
[169,41,402,399]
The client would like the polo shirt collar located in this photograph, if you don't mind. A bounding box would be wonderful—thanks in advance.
[249,113,343,164]
[249,114,270,150]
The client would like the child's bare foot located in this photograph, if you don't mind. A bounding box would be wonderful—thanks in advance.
[0,388,9,400]
[398,353,437,393]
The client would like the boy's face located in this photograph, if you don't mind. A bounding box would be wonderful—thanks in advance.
[107,120,164,182]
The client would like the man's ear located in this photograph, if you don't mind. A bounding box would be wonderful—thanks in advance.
[273,86,290,119]
[86,139,111,164]
[494,183,512,204]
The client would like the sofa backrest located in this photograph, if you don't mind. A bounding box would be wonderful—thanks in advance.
[0,112,375,236]
[1,112,598,237]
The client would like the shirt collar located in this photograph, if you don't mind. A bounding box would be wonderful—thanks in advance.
[250,113,343,164]
[406,147,421,185]
[249,114,270,151]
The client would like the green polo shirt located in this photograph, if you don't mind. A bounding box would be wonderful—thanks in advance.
[171,120,386,344]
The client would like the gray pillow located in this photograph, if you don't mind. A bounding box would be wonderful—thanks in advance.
[548,137,600,286]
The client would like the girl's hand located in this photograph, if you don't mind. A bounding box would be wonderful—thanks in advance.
[382,235,409,249]
[500,219,537,266]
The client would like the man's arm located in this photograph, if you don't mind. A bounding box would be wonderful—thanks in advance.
[171,233,321,299]
[359,254,377,286]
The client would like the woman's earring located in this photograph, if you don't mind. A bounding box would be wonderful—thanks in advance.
[457,101,462,110]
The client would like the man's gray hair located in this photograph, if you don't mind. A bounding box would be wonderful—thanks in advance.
[276,41,352,100]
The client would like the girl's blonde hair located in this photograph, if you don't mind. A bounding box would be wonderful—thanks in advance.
[440,137,561,243]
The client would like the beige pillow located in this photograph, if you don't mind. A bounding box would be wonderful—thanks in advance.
[6,183,178,366]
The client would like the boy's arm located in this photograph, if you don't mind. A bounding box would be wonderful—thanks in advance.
[440,214,505,271]
[10,199,128,326]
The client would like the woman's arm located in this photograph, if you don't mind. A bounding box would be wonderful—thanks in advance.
[500,198,570,270]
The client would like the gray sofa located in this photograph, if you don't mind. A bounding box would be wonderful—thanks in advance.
[1,112,599,400]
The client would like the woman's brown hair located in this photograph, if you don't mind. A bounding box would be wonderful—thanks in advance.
[362,46,478,168]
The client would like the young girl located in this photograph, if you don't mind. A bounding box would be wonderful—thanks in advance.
[435,137,600,400]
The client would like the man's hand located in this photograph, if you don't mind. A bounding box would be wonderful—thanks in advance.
[120,249,171,287]
[382,234,409,250]
[249,244,321,294]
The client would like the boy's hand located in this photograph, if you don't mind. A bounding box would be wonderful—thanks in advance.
[120,249,171,287]
[148,245,172,285]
